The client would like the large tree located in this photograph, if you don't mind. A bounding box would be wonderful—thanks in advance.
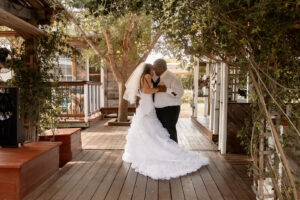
[55,0,164,122]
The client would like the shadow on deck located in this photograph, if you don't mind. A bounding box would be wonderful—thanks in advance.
[24,118,255,200]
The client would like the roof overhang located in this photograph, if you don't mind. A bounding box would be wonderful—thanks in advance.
[0,8,47,39]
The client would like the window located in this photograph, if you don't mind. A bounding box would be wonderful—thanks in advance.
[55,57,73,81]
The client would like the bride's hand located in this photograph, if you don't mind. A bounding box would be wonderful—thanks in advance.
[157,85,167,92]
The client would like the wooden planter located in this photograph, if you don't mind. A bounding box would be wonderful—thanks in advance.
[39,128,82,167]
[0,142,61,200]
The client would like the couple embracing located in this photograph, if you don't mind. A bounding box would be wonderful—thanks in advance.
[123,59,208,180]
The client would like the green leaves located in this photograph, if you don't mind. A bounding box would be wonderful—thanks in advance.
[5,23,73,135]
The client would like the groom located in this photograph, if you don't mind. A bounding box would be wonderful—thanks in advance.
[152,59,184,143]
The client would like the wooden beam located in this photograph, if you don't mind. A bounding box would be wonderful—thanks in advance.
[0,8,47,39]
[26,0,44,9]
[0,0,46,21]
[0,31,18,37]
[72,54,77,79]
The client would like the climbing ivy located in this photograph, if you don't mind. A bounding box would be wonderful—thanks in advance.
[5,24,74,140]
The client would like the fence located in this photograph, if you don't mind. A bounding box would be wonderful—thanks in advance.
[57,81,101,123]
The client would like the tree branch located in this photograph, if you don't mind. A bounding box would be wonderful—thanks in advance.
[249,68,298,200]
[136,30,162,67]
[49,0,109,64]
[121,14,138,80]
[102,29,122,81]
[123,13,136,52]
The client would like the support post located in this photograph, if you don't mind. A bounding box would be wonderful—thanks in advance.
[204,63,210,116]
[89,85,92,114]
[218,63,224,151]
[219,63,228,154]
[72,54,76,81]
[209,62,215,130]
[97,85,99,110]
[93,85,96,113]
[100,64,105,108]
[86,57,89,81]
[212,63,221,136]
[193,57,199,118]
[84,84,88,123]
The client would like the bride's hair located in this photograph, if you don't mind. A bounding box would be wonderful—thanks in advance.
[140,64,153,89]
[142,64,153,77]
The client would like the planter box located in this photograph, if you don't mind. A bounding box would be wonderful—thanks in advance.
[0,142,61,200]
[39,128,82,167]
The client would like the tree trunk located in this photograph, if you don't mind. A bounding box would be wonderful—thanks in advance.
[118,82,128,122]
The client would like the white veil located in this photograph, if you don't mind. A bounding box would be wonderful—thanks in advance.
[123,62,146,104]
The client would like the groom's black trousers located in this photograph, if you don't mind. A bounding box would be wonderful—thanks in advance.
[155,106,180,143]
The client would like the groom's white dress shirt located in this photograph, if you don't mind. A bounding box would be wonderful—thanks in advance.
[153,70,184,108]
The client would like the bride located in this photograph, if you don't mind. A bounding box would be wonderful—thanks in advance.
[122,62,208,180]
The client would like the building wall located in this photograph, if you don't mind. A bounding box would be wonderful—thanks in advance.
[104,67,119,107]
[75,56,88,81]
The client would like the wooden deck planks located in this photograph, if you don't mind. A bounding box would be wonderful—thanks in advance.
[170,178,185,200]
[23,150,88,200]
[104,161,131,200]
[118,166,138,200]
[132,174,147,200]
[181,175,198,200]
[205,157,237,200]
[25,118,255,200]
[37,150,96,200]
[49,151,104,200]
[190,171,211,200]
[145,178,158,200]
[91,151,124,200]
[200,167,224,200]
[64,151,114,200]
[208,152,255,200]
[158,180,171,200]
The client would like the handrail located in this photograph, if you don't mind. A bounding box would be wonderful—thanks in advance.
[56,81,101,86]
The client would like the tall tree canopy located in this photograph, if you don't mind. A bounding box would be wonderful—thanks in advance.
[60,0,164,121]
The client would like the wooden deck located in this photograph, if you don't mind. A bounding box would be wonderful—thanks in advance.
[24,118,255,200]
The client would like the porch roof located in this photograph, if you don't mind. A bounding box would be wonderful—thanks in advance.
[0,0,61,39]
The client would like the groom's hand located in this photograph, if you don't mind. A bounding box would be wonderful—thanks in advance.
[157,85,167,92]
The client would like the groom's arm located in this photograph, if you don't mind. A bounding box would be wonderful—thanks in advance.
[166,77,184,98]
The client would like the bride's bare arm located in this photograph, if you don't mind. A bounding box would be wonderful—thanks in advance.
[142,74,159,94]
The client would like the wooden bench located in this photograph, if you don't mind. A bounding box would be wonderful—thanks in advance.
[100,107,136,117]
[0,142,61,200]
[39,128,82,167]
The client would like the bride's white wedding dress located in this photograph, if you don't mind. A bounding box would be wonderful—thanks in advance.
[122,92,209,180]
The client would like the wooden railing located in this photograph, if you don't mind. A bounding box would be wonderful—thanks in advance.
[57,81,101,123]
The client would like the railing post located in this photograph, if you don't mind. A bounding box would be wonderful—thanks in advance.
[213,63,221,136]
[84,84,89,123]
[219,63,228,154]
[209,62,215,130]
[100,66,105,108]
[193,57,199,118]
[97,85,100,110]
[204,63,210,116]
[89,84,92,114]
[93,85,96,112]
